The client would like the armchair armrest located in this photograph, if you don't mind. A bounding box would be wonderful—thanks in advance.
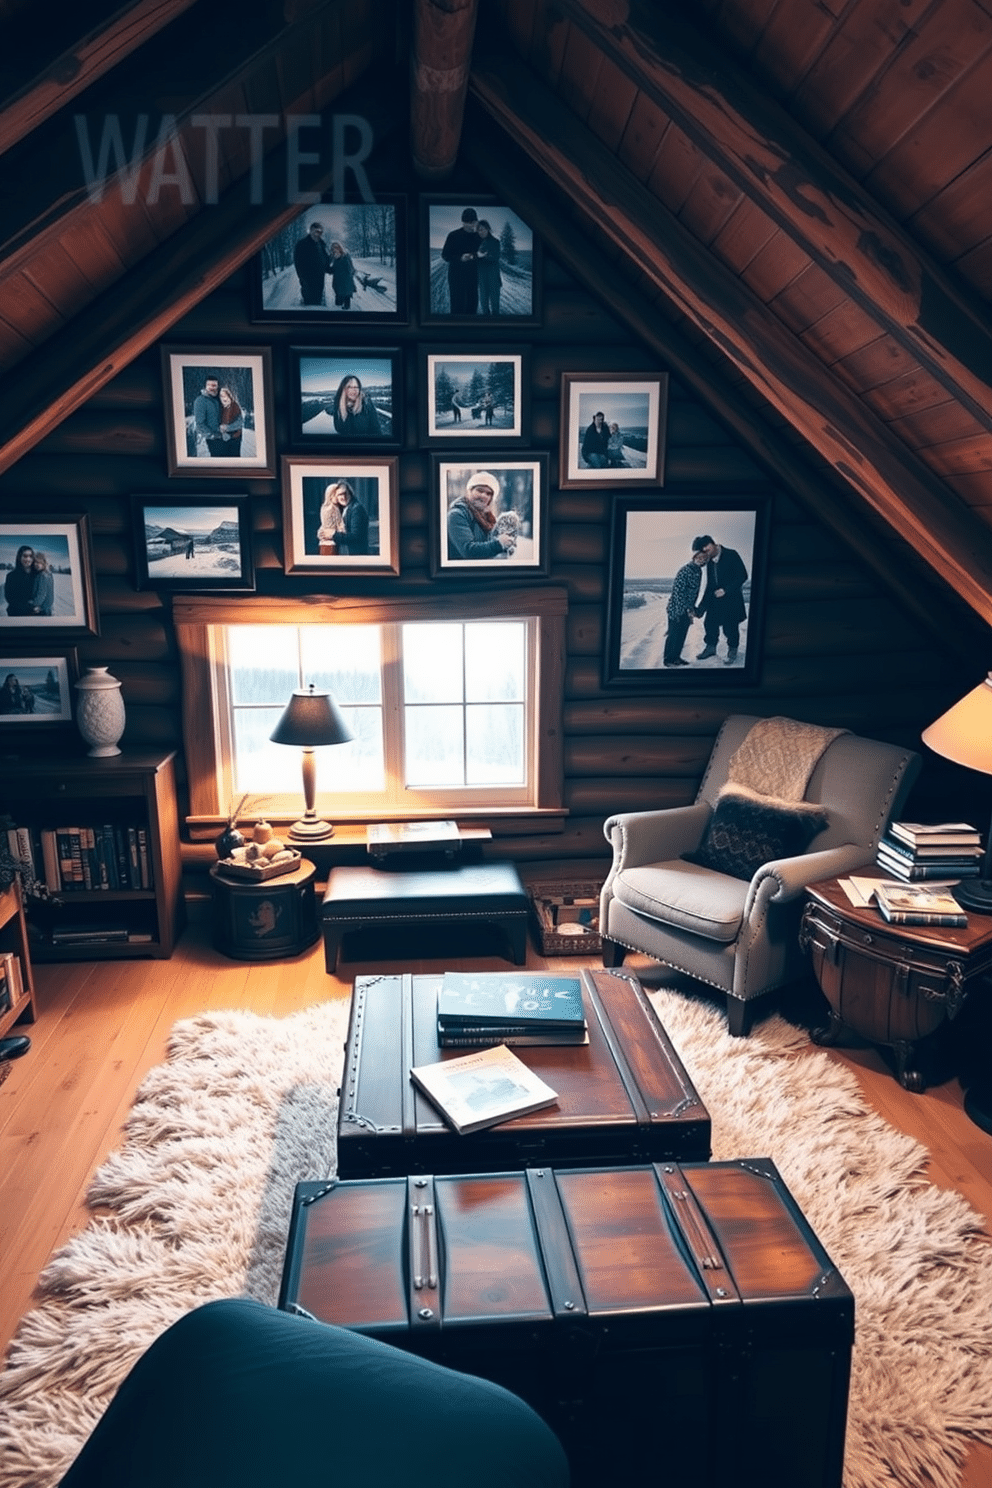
[603,803,711,873]
[746,843,872,911]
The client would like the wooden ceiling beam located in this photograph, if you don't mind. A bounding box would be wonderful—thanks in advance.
[411,0,478,179]
[548,0,992,438]
[470,58,992,627]
[0,0,197,158]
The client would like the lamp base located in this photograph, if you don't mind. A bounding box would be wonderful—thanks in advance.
[287,818,335,841]
[952,879,992,914]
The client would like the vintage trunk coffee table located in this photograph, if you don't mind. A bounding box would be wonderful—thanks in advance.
[336,967,711,1177]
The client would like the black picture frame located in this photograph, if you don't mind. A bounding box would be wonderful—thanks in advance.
[421,347,528,447]
[603,494,771,689]
[0,647,78,729]
[0,515,99,638]
[288,346,403,449]
[420,195,540,326]
[131,495,256,593]
[250,196,408,324]
[280,456,400,577]
[430,455,549,577]
[161,347,276,478]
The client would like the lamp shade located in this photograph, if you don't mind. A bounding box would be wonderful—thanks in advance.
[921,673,992,773]
[269,686,352,748]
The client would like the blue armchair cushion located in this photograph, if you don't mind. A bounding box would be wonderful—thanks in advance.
[683,790,828,881]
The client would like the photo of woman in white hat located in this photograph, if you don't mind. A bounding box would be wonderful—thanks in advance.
[435,459,547,574]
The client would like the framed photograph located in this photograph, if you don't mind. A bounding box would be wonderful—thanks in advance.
[289,347,402,448]
[0,516,99,637]
[161,347,276,477]
[250,197,407,323]
[422,348,527,445]
[603,495,771,689]
[560,373,669,488]
[431,456,549,577]
[281,457,400,576]
[132,496,256,592]
[0,648,78,726]
[421,196,540,325]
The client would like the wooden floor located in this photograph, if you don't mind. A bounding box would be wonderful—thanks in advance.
[1,914,991,1485]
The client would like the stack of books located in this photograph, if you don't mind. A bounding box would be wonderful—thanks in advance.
[877,821,983,882]
[873,880,967,928]
[436,971,588,1047]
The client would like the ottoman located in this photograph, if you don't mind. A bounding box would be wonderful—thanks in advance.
[320,861,529,972]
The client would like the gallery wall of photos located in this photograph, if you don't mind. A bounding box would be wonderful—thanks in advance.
[0,173,965,850]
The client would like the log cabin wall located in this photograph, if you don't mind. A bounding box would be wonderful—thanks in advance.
[0,166,987,895]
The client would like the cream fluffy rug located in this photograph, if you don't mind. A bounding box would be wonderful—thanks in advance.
[0,987,990,1488]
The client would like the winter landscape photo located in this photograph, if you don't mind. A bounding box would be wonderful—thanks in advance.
[617,508,758,674]
[256,201,401,319]
[0,526,86,628]
[427,353,521,438]
[294,352,396,442]
[561,374,668,486]
[138,503,251,588]
[0,657,73,721]
[425,200,535,320]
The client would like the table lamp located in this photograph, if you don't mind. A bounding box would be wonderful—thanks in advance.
[921,672,992,914]
[269,684,352,841]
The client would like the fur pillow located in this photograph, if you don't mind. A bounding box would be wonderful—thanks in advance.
[682,789,828,881]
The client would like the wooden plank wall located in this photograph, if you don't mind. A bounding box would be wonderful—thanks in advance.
[0,187,984,879]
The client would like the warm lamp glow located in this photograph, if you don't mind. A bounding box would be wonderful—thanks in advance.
[270,685,352,841]
[921,673,992,773]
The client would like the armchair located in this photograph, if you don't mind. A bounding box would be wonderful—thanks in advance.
[600,714,920,1036]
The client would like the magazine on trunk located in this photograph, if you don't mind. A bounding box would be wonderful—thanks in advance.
[409,1043,558,1135]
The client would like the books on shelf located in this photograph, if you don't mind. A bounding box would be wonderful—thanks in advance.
[409,1043,559,1135]
[4,820,154,893]
[872,880,967,928]
[436,971,587,1047]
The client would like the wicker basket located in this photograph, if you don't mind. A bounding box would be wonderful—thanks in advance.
[528,880,603,956]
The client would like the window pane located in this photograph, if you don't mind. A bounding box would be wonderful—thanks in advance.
[405,705,464,785]
[233,708,300,793]
[466,704,524,784]
[403,624,464,703]
[300,625,382,705]
[229,627,298,704]
[465,622,525,702]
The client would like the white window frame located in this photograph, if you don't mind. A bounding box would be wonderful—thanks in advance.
[174,589,567,827]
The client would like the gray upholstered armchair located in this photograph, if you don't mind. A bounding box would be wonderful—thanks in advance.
[600,714,920,1035]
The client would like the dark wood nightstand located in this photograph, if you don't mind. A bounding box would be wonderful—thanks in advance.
[801,874,992,1091]
[210,858,319,961]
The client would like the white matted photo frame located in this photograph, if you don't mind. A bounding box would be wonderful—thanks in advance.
[0,648,78,727]
[281,456,400,576]
[603,494,771,690]
[560,372,669,488]
[421,348,527,446]
[431,456,549,577]
[289,347,403,449]
[250,197,407,324]
[421,196,540,325]
[131,495,256,593]
[161,347,276,477]
[0,516,99,637]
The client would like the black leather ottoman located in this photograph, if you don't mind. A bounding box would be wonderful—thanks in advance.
[320,862,529,972]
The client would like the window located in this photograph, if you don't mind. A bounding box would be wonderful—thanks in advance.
[174,590,566,825]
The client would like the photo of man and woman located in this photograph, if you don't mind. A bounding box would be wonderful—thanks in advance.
[1,530,82,627]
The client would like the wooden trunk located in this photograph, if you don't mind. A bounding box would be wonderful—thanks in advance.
[337,968,711,1178]
[280,1158,853,1488]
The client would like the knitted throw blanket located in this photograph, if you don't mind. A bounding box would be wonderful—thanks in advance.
[725,717,848,804]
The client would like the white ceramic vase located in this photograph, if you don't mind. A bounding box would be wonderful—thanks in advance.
[75,666,125,757]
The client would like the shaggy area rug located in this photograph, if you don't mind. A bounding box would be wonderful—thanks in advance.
[0,987,990,1488]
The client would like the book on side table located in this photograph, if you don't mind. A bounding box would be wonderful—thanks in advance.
[409,1044,559,1134]
[436,970,588,1046]
[872,880,967,927]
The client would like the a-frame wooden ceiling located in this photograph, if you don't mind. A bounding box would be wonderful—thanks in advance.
[3,0,992,633]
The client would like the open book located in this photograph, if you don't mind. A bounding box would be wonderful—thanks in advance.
[410,1043,558,1135]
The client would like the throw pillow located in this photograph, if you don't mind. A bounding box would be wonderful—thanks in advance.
[682,790,828,881]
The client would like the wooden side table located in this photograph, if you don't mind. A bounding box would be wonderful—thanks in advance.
[210,859,319,961]
[801,874,992,1091]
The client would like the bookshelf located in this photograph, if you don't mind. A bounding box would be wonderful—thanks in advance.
[0,880,36,1035]
[0,752,185,960]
